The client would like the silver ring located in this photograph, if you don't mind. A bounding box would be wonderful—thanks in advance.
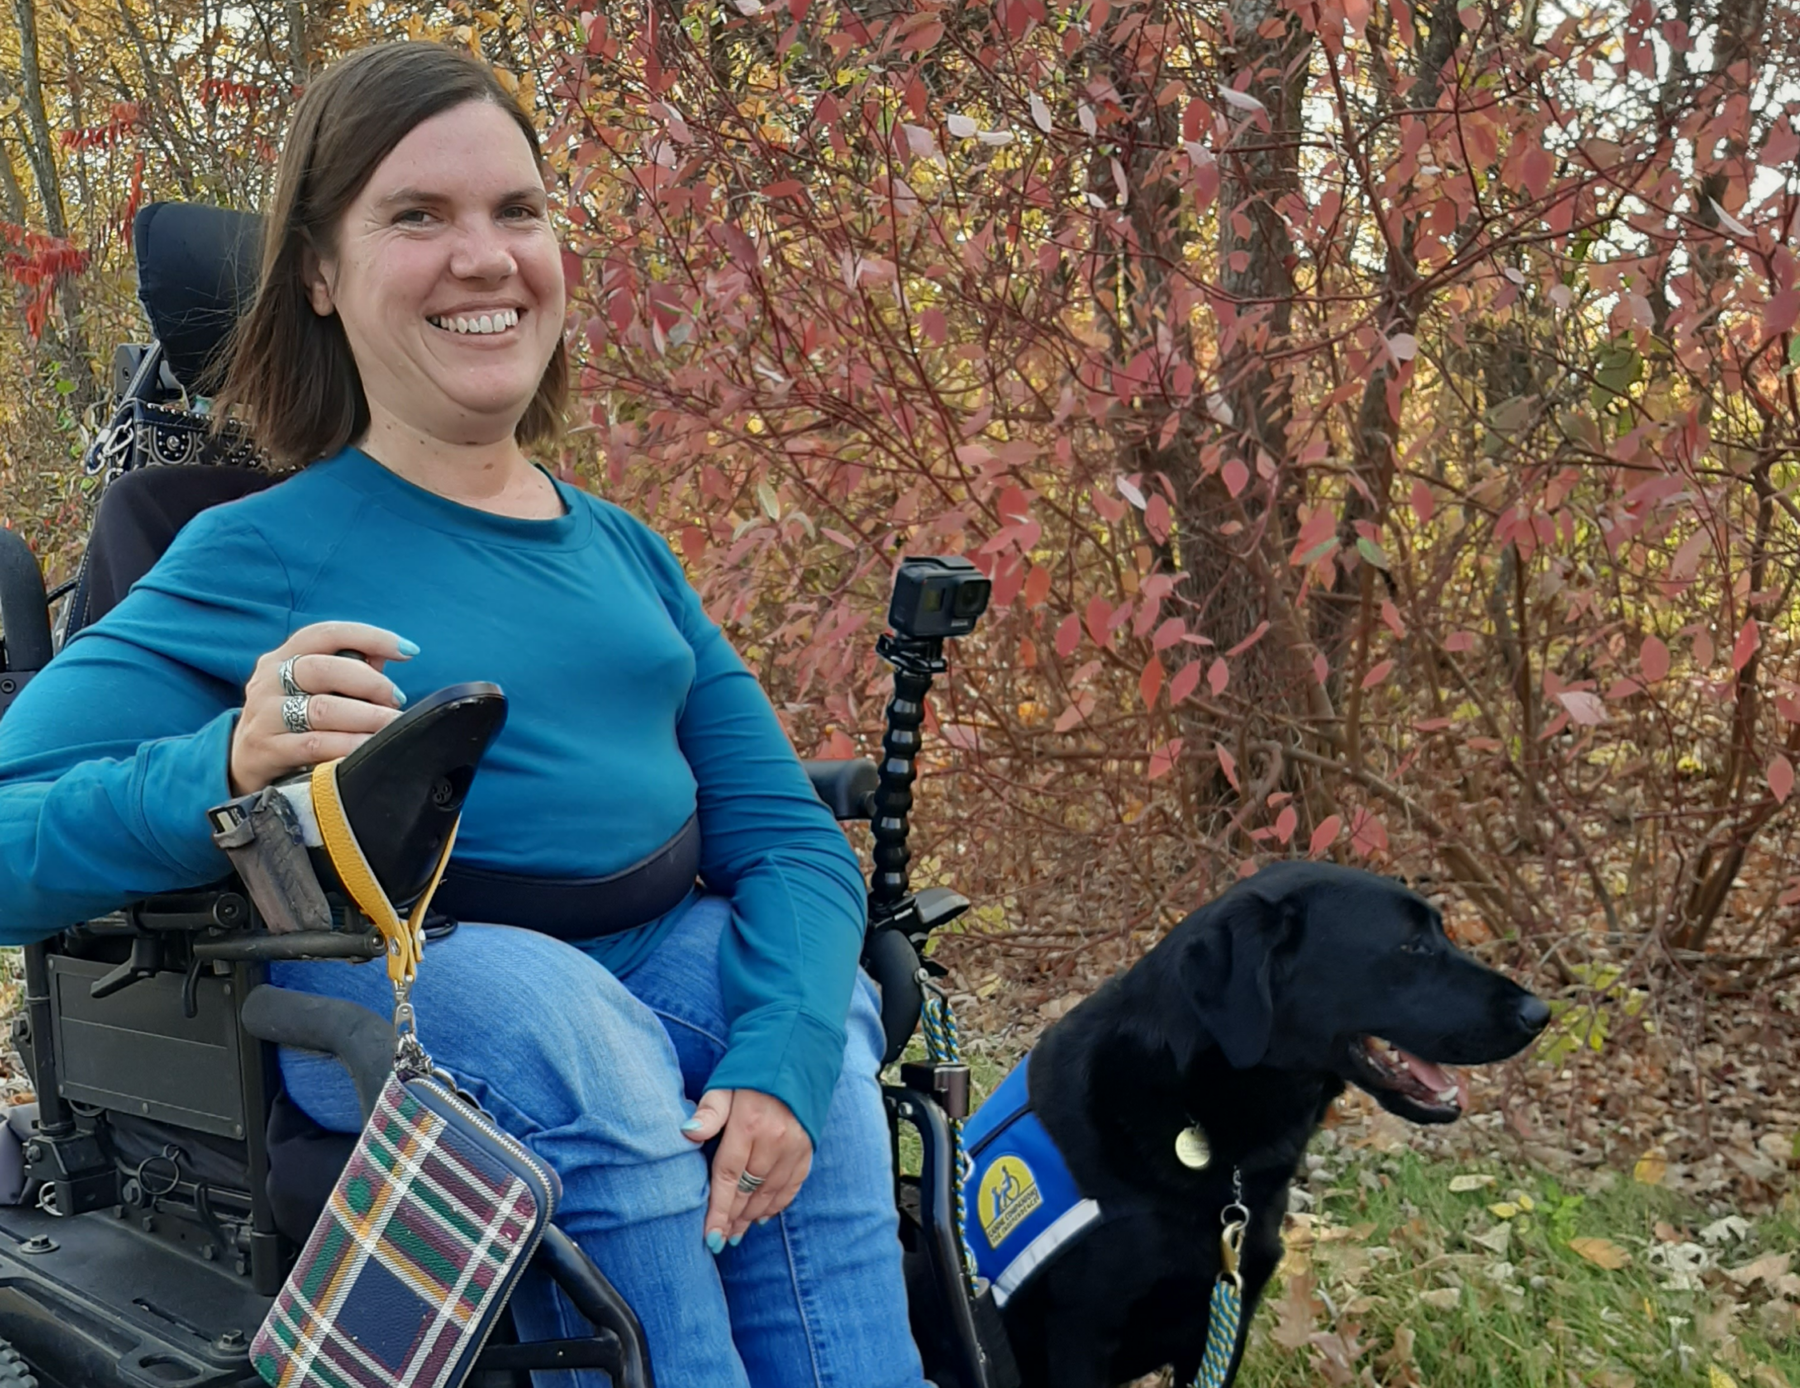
[281,693,314,735]
[736,1170,765,1194]
[278,655,305,696]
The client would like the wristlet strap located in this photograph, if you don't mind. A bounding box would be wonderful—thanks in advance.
[309,758,460,1072]
[309,757,459,985]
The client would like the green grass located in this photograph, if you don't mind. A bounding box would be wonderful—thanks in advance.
[1236,1141,1799,1388]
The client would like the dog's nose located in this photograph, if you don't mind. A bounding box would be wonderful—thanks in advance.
[1517,994,1551,1034]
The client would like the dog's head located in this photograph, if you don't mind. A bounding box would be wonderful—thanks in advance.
[1168,862,1549,1124]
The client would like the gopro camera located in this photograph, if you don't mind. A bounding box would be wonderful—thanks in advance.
[887,556,992,640]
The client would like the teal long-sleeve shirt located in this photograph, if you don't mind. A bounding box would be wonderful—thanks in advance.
[0,448,868,1142]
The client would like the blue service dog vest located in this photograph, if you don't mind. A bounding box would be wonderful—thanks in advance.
[962,1052,1102,1306]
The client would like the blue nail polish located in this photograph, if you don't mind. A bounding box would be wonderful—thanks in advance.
[396,637,421,658]
[706,1230,725,1255]
[729,1233,743,1247]
[680,1117,704,1134]
[756,1217,770,1227]
[392,685,408,706]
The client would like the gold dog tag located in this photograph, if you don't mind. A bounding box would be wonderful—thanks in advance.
[1174,1124,1212,1170]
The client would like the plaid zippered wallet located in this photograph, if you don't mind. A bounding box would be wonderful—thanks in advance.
[250,1069,561,1388]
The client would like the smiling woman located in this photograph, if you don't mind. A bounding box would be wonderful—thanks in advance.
[215,47,569,483]
[298,102,566,498]
[0,39,924,1388]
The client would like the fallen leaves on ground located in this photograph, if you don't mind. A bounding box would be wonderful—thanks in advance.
[1569,1236,1632,1269]
[1267,1271,1324,1353]
[1727,1253,1793,1288]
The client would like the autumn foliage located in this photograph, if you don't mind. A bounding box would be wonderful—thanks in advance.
[4,0,1800,1013]
[0,223,90,337]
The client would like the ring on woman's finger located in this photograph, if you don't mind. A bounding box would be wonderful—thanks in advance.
[736,1170,766,1194]
[281,693,314,735]
[277,654,305,697]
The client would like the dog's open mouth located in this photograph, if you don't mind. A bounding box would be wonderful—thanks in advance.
[1345,1036,1468,1123]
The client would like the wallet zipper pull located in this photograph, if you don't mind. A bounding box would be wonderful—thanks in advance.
[392,979,432,1079]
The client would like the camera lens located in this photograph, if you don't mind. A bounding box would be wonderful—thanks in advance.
[954,580,991,616]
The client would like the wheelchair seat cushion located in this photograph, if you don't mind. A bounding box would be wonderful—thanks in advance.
[265,1088,356,1244]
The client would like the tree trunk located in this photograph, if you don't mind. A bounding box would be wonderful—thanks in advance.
[0,131,28,222]
[10,0,98,412]
[1212,0,1309,485]
[1314,0,1467,674]
[287,0,311,78]
[1176,0,1320,739]
[1091,0,1326,803]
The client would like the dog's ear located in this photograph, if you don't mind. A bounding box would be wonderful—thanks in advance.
[1176,892,1293,1069]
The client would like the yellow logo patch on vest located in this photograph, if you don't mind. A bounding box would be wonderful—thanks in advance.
[978,1154,1043,1248]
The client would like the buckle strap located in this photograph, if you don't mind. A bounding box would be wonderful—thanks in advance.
[433,813,701,939]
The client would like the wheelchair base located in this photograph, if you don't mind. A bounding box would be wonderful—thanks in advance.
[0,1203,266,1388]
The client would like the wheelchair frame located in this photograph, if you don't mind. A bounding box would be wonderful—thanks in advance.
[0,204,1014,1384]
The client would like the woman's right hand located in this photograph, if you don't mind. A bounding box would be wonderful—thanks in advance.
[228,621,416,796]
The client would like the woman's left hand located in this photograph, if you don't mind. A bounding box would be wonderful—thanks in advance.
[682,1088,813,1247]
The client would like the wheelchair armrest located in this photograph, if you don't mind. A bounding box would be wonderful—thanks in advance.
[475,1227,654,1385]
[914,885,970,931]
[535,1226,655,1388]
[801,758,879,821]
[863,927,924,1067]
[240,985,395,1125]
[0,524,52,713]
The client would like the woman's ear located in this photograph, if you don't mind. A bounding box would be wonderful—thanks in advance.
[300,242,336,318]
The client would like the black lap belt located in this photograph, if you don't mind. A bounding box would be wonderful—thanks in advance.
[434,814,702,940]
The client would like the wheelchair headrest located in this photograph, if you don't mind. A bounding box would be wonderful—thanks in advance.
[133,201,264,392]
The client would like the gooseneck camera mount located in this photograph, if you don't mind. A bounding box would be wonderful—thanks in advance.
[868,629,947,918]
[864,554,988,934]
[860,554,989,1060]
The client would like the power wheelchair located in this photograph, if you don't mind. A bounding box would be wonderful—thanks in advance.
[0,202,1018,1388]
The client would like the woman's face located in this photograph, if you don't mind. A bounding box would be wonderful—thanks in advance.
[305,99,564,449]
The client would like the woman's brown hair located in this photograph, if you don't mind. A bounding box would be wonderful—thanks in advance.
[215,43,568,468]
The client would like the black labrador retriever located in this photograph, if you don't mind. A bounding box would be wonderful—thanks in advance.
[996,861,1550,1388]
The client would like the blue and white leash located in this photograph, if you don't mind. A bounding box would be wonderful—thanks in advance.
[918,972,979,1288]
[1195,1171,1250,1388]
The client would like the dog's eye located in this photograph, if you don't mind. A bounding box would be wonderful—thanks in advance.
[1398,935,1432,955]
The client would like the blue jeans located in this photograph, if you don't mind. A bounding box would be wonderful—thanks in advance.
[271,896,925,1388]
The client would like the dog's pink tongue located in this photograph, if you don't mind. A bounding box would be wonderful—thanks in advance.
[1398,1049,1454,1094]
